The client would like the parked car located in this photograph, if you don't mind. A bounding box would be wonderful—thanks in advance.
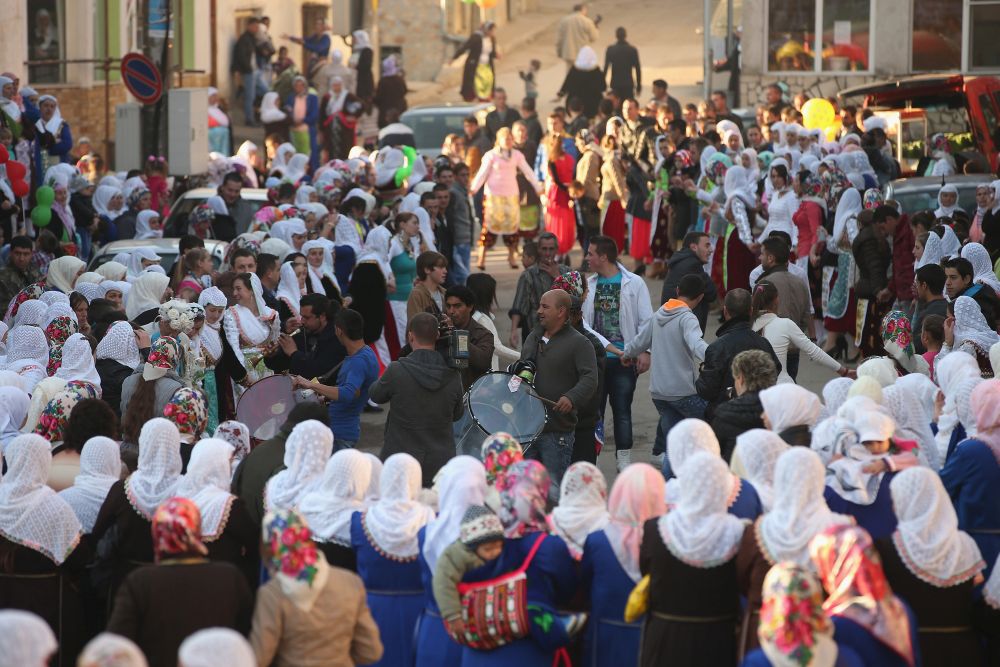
[163,187,269,237]
[839,74,1000,175]
[400,103,490,156]
[884,174,994,216]
[88,238,230,274]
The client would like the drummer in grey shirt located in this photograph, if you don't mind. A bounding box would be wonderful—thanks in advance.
[519,289,598,496]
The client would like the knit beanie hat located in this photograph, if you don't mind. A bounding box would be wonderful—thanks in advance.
[460,504,504,549]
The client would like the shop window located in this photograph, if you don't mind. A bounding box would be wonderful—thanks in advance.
[767,0,872,73]
[970,1,1000,69]
[912,0,962,71]
[27,0,66,84]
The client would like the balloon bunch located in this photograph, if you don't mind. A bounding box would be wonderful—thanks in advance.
[0,146,29,198]
[801,99,842,143]
[31,185,54,227]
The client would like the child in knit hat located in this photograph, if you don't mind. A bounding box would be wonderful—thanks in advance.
[432,504,587,646]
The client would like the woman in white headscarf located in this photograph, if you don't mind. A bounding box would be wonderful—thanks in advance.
[0,610,58,667]
[264,420,333,512]
[960,241,1000,294]
[759,383,823,446]
[207,86,232,155]
[13,299,49,328]
[939,296,1000,378]
[275,260,305,320]
[730,429,788,512]
[934,183,962,219]
[352,452,433,667]
[268,217,308,250]
[4,326,50,393]
[180,627,255,667]
[232,140,261,188]
[134,210,163,240]
[719,164,758,293]
[666,418,763,520]
[555,46,605,118]
[821,376,854,419]
[301,239,340,299]
[125,247,161,281]
[0,386,30,452]
[268,141,296,176]
[124,271,169,324]
[94,320,142,418]
[548,461,609,560]
[823,187,864,359]
[882,383,940,470]
[55,332,101,391]
[876,467,985,664]
[196,286,227,432]
[299,448,373,571]
[738,447,853,656]
[57,436,121,533]
[95,260,127,282]
[33,95,73,176]
[641,452,749,667]
[222,273,280,393]
[89,419,183,586]
[45,255,85,294]
[78,632,148,667]
[0,434,84,569]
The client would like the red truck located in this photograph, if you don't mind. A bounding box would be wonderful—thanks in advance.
[839,74,1000,175]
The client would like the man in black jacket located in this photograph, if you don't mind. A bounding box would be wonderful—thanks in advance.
[604,27,641,100]
[232,18,261,125]
[661,231,717,331]
[484,88,521,144]
[266,293,346,377]
[696,288,781,419]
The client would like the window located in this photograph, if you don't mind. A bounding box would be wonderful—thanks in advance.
[27,0,65,84]
[970,1,1000,69]
[94,0,122,82]
[912,0,962,70]
[766,0,872,73]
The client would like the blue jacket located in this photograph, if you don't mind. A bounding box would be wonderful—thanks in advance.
[32,120,73,185]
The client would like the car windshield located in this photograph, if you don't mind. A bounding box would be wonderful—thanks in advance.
[165,195,267,232]
[402,111,468,152]
[893,184,981,216]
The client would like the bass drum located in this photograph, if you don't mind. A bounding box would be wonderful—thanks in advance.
[455,371,548,459]
[236,374,320,443]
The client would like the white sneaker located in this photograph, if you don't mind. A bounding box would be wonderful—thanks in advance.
[616,449,631,471]
[650,452,664,470]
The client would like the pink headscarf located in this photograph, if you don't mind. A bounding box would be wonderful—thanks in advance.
[970,379,1000,465]
[602,463,665,582]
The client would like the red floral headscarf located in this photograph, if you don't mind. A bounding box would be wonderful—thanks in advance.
[152,497,208,562]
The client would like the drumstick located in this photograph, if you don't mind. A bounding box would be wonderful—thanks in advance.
[525,388,559,408]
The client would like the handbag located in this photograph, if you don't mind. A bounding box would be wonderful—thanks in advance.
[454,533,547,650]
[623,574,650,623]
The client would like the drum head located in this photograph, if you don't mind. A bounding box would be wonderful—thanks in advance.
[466,372,547,444]
[236,375,312,441]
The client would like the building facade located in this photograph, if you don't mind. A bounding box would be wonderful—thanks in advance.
[738,0,1000,107]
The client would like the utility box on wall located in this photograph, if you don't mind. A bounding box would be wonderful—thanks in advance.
[168,88,208,175]
[115,103,142,173]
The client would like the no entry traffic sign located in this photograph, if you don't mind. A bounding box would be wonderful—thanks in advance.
[120,53,163,105]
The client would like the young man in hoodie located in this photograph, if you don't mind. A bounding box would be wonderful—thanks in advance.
[623,273,708,473]
[661,232,716,332]
[582,235,653,470]
[370,312,465,486]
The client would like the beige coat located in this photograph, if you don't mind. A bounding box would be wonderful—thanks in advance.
[250,565,384,667]
[556,13,600,62]
[598,155,629,211]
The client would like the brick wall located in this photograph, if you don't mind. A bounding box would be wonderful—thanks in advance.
[33,82,128,159]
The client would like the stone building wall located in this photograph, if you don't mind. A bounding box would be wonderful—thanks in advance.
[375,0,450,82]
[34,82,129,158]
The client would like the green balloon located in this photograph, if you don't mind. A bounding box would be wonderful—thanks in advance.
[35,185,55,207]
[394,145,418,188]
[31,205,52,227]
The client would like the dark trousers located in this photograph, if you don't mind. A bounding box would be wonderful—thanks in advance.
[601,357,638,451]
[787,350,800,382]
[572,422,597,464]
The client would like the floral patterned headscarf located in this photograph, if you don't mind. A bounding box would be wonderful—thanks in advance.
[809,524,915,666]
[863,188,884,210]
[820,167,852,213]
[262,508,328,611]
[45,315,80,376]
[143,336,180,381]
[3,283,45,323]
[799,172,824,200]
[152,496,208,562]
[498,459,550,539]
[673,149,694,170]
[881,311,915,360]
[33,388,83,443]
[126,187,150,210]
[163,387,208,443]
[707,152,733,185]
[758,562,837,667]
[552,271,585,299]
[188,204,216,238]
[481,432,523,487]
[214,420,251,467]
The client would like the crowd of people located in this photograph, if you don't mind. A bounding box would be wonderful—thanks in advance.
[4,4,1000,666]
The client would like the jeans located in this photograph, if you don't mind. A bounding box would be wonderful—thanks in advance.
[529,431,574,498]
[652,395,708,476]
[601,358,638,451]
[241,70,257,125]
[451,244,472,285]
[333,438,357,452]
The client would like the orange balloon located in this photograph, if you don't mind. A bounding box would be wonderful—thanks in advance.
[477,0,498,8]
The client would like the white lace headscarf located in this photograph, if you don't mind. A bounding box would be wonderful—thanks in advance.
[78,633,148,667]
[55,333,102,389]
[757,447,852,567]
[57,436,121,532]
[275,261,303,318]
[657,452,747,567]
[124,418,183,519]
[821,377,854,419]
[856,357,897,388]
[363,452,382,506]
[961,242,1000,295]
[548,461,610,559]
[125,272,169,320]
[0,610,57,667]
[953,295,1000,354]
[3,326,48,393]
[890,466,984,585]
[264,420,333,511]
[0,434,83,564]
[95,260,128,281]
[95,321,142,370]
[299,449,373,547]
[665,418,732,506]
[362,452,435,560]
[175,438,237,540]
[178,627,255,667]
[759,384,822,433]
[882,384,940,470]
[731,429,788,512]
[934,351,982,460]
[46,256,86,294]
[14,300,48,328]
[420,455,487,570]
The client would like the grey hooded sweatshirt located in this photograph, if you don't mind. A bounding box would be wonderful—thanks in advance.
[624,298,708,401]
[369,348,464,486]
